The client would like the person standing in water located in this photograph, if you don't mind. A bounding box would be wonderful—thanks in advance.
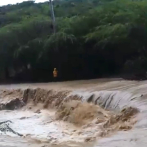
[53,68,58,81]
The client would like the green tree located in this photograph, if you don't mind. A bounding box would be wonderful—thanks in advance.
[0,0,147,82]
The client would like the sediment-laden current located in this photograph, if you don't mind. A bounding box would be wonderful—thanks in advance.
[0,79,147,147]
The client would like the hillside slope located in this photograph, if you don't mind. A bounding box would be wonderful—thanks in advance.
[0,0,147,82]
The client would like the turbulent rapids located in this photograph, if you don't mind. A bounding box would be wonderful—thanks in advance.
[0,79,147,147]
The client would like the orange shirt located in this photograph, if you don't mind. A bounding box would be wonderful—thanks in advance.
[53,70,58,77]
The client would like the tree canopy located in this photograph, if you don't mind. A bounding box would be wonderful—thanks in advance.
[0,0,147,82]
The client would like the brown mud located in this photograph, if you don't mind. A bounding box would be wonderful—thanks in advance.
[0,79,147,147]
[0,87,139,147]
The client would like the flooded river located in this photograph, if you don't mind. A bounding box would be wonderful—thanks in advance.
[0,78,147,147]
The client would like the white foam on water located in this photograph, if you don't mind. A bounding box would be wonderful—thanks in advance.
[1,79,147,147]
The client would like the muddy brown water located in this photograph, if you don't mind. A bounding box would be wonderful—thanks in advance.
[0,78,147,147]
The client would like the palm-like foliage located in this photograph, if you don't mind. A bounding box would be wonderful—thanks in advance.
[0,0,147,81]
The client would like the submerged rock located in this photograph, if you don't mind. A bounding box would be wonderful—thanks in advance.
[0,98,25,110]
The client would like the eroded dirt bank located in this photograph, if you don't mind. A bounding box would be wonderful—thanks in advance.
[0,79,147,147]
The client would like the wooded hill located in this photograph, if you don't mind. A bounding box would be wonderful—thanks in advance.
[0,0,147,82]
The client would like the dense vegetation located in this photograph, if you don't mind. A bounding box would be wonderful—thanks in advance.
[0,0,147,82]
